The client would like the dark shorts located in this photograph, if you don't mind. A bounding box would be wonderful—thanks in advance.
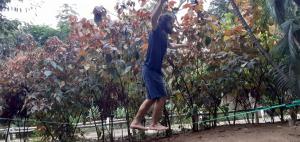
[142,66,167,100]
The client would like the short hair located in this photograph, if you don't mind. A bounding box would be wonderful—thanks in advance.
[158,12,175,27]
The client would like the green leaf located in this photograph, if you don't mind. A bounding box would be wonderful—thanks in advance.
[241,62,248,68]
[49,60,64,72]
[44,70,52,77]
[122,66,132,75]
[205,36,211,46]
[54,89,63,103]
[57,65,64,72]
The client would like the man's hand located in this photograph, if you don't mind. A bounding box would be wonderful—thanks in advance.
[151,0,167,29]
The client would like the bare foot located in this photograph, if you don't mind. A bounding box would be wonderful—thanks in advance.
[130,121,148,130]
[149,124,169,131]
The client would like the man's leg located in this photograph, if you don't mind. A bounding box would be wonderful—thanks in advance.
[150,96,168,130]
[130,99,155,130]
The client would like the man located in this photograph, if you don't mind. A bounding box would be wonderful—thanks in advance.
[130,0,186,131]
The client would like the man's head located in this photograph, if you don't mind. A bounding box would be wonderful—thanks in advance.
[158,13,175,34]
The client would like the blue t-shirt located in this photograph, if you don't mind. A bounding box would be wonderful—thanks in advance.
[144,27,168,75]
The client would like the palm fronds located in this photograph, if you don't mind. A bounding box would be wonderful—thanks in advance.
[267,0,300,98]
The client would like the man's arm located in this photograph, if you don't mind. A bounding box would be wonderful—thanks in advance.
[151,0,167,29]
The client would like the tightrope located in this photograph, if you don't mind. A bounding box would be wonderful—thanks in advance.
[195,100,300,125]
[0,117,70,125]
[0,100,299,127]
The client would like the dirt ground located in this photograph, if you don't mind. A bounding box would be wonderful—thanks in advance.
[147,122,300,142]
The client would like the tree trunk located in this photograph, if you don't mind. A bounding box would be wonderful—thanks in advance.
[91,111,101,141]
[192,114,199,132]
[280,107,284,122]
[5,120,11,142]
[278,95,285,122]
[220,108,231,125]
[109,115,114,142]
[233,97,239,125]
[163,106,172,136]
[253,94,259,124]
[213,105,217,127]
[23,117,27,142]
[18,120,21,142]
[125,106,132,142]
[101,117,105,142]
[271,99,276,123]
[289,108,298,126]
[42,122,56,141]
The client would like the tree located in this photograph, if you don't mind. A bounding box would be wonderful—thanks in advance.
[208,0,230,18]
[268,0,300,98]
[0,0,11,18]
[1,0,299,141]
[23,25,60,46]
[56,4,78,41]
[56,4,78,23]
[0,18,22,58]
[267,0,300,124]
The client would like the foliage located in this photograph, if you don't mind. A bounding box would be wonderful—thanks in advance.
[56,3,78,41]
[0,0,24,18]
[0,0,150,140]
[0,0,299,140]
[0,18,22,59]
[208,0,230,18]
[0,0,11,17]
[268,0,300,99]
[23,25,61,46]
[56,4,78,23]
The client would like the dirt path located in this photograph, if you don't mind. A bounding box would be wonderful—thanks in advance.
[149,123,300,142]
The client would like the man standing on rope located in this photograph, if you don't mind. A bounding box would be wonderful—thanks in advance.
[130,0,187,131]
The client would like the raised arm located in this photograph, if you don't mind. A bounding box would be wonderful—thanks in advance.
[151,0,167,29]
